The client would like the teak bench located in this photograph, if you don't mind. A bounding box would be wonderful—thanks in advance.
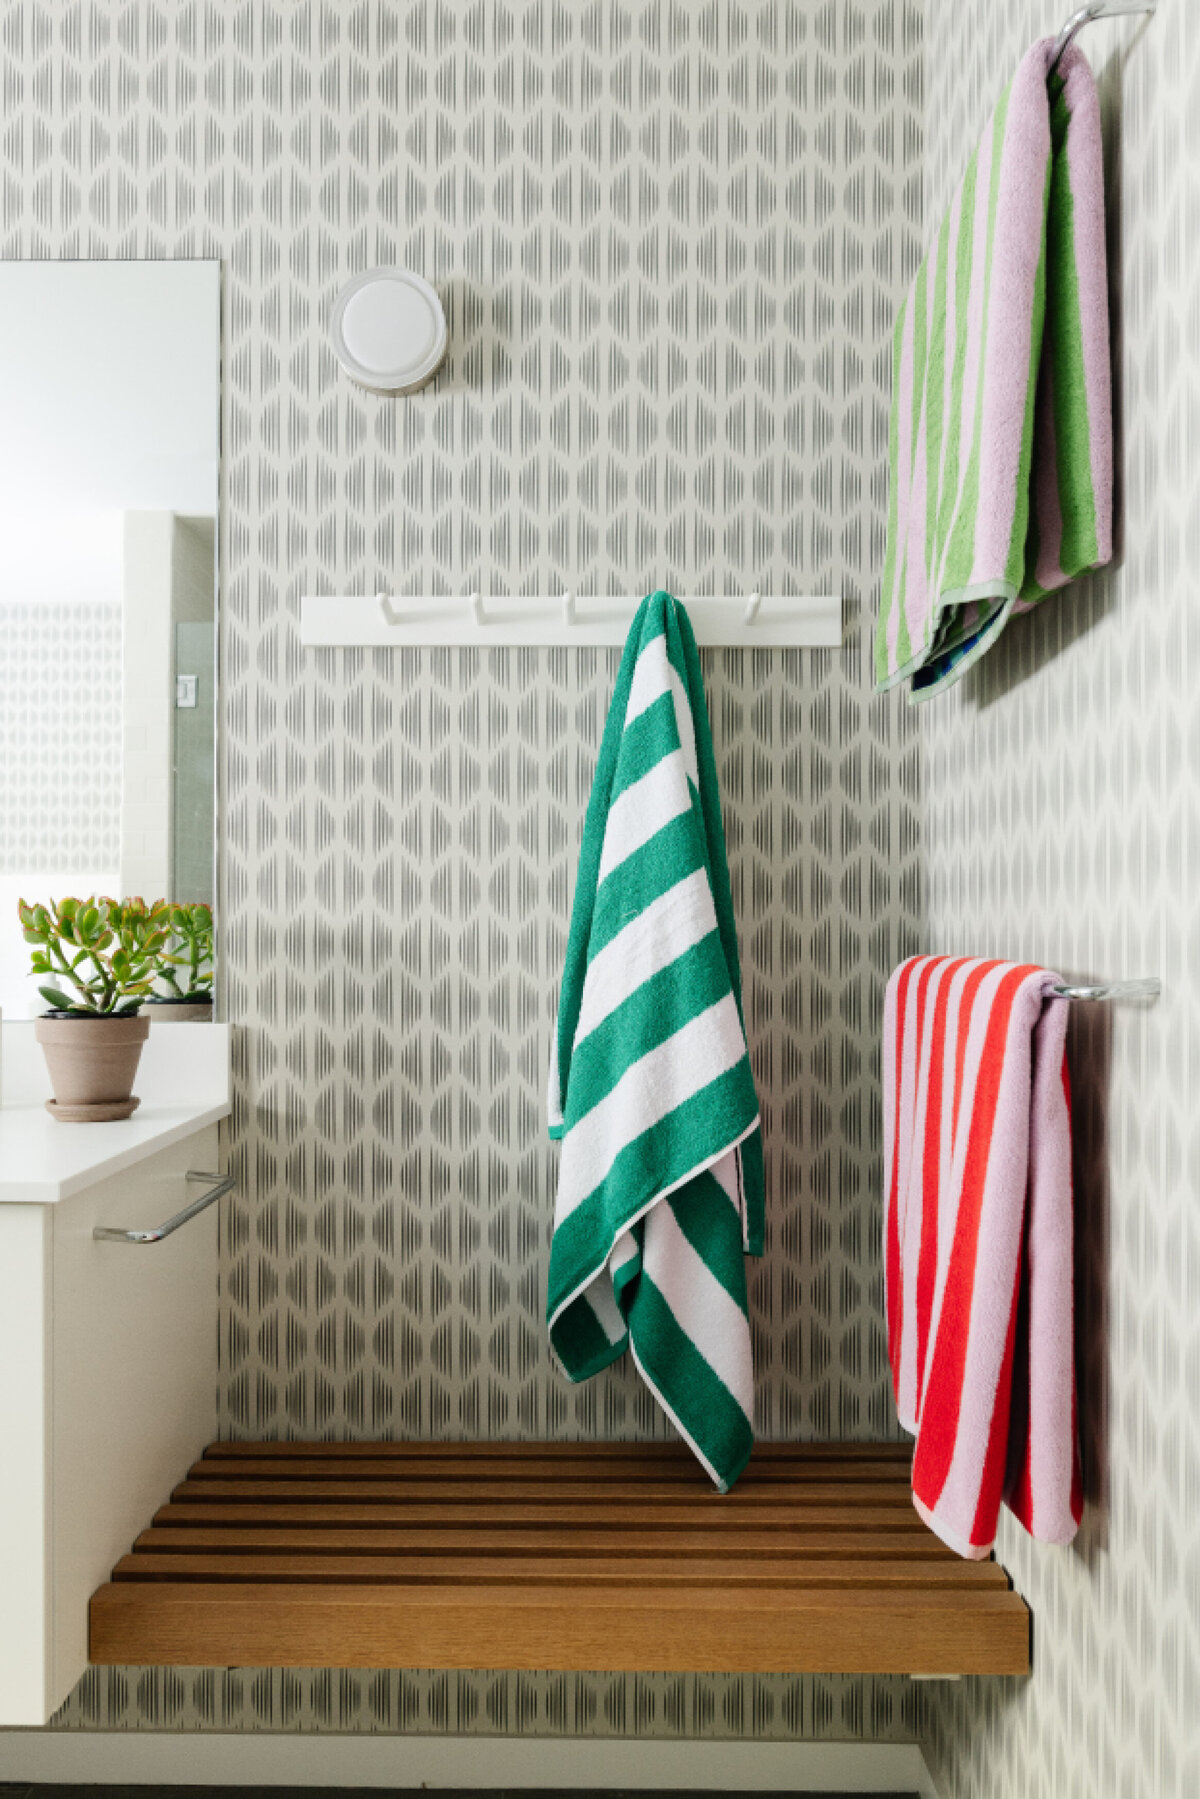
[88,1440,1031,1677]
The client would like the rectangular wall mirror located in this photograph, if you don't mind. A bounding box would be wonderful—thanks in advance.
[0,261,220,1018]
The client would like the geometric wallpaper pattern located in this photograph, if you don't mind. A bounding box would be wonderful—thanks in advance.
[921,1,1200,1794]
[51,1665,922,1744]
[207,0,927,1456]
[0,601,122,872]
[0,0,925,1744]
[222,644,922,1449]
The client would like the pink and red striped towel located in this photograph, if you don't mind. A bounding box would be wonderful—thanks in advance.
[883,957,1083,1559]
[876,40,1113,699]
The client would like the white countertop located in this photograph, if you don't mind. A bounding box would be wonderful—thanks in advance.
[0,1021,231,1204]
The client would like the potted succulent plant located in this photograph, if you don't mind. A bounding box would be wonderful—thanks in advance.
[147,902,214,1022]
[19,896,171,1121]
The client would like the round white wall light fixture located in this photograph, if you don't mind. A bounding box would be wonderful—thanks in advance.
[329,267,448,394]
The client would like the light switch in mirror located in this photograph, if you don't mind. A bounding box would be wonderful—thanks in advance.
[0,261,220,1020]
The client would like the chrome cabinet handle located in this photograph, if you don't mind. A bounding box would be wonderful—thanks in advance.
[93,1170,235,1244]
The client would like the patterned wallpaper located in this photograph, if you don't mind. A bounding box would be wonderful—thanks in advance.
[205,0,926,1454]
[0,602,122,873]
[919,1,1200,1795]
[52,1664,922,1745]
[0,0,926,1746]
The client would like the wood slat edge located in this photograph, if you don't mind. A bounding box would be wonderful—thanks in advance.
[170,1478,916,1507]
[185,1458,911,1486]
[111,1552,1009,1588]
[89,1581,1030,1676]
[132,1525,960,1559]
[202,1440,913,1463]
[152,1502,933,1532]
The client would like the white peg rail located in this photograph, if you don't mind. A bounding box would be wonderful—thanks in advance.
[299,591,842,650]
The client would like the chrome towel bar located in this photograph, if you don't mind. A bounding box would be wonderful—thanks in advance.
[1051,977,1161,1002]
[93,1170,235,1245]
[1049,2,1156,77]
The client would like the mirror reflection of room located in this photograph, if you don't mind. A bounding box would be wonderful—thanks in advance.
[0,262,219,1018]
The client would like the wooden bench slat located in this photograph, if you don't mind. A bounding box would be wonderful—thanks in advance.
[153,1501,932,1531]
[94,1578,1028,1615]
[169,1477,916,1507]
[202,1440,913,1463]
[185,1456,911,1485]
[112,1552,1009,1588]
[132,1525,961,1560]
[89,1577,1030,1676]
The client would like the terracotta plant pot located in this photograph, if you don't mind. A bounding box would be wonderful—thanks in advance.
[145,997,214,1024]
[34,1011,151,1122]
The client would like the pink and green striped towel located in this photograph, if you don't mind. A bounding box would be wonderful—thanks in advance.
[876,39,1113,701]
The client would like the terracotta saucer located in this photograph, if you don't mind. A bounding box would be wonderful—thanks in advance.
[45,1097,141,1123]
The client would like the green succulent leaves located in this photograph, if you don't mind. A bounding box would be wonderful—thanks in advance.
[155,902,215,1001]
[18,895,189,1017]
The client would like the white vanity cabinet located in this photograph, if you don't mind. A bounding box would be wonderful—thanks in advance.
[0,1022,231,1724]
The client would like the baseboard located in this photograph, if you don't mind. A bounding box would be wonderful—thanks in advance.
[0,1730,937,1794]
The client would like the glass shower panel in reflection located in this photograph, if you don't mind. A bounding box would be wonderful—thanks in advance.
[174,617,216,908]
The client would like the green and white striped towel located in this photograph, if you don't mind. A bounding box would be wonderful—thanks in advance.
[546,590,764,1492]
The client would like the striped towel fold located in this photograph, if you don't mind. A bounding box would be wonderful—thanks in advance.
[547,590,764,1493]
[883,957,1083,1559]
[876,38,1113,700]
